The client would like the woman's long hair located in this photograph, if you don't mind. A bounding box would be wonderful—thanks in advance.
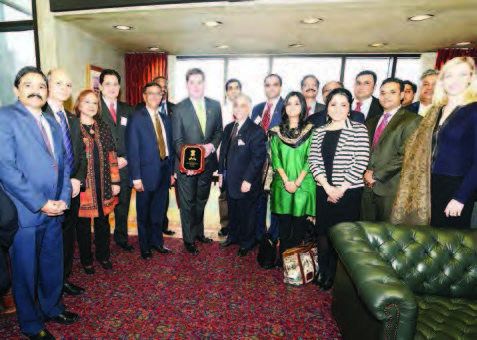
[279,91,308,136]
[73,89,102,120]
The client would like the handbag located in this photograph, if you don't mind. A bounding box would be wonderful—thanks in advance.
[282,243,318,286]
[257,233,280,269]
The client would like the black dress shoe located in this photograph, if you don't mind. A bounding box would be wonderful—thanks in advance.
[237,247,248,257]
[195,236,213,244]
[63,282,84,296]
[321,278,334,291]
[140,250,152,260]
[100,261,113,270]
[219,239,234,247]
[26,329,56,340]
[218,227,229,237]
[151,245,173,253]
[162,229,176,236]
[184,242,199,254]
[116,242,134,252]
[83,266,95,275]
[47,311,80,325]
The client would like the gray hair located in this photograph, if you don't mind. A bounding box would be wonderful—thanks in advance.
[234,94,252,105]
[421,69,439,81]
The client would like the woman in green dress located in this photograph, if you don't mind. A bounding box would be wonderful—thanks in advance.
[269,91,315,256]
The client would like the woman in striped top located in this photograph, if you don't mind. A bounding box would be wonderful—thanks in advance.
[308,88,369,290]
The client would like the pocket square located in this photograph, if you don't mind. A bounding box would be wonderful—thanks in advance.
[238,139,245,146]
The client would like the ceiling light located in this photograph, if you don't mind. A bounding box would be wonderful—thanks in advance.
[300,17,323,24]
[148,47,160,51]
[204,20,223,28]
[456,41,472,46]
[215,44,230,49]
[114,25,133,31]
[369,43,387,47]
[289,43,305,48]
[408,14,435,22]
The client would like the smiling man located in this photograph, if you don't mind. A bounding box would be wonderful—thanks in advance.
[301,75,325,116]
[361,78,421,222]
[353,70,383,122]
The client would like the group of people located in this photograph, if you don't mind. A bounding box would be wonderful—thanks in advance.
[0,55,476,339]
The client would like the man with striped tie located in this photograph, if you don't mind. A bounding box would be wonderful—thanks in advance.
[44,69,88,297]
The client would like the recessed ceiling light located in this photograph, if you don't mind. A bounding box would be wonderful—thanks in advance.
[114,25,133,31]
[456,41,472,46]
[148,47,160,51]
[369,43,388,47]
[289,43,305,48]
[408,14,435,22]
[215,44,230,49]
[300,17,323,24]
[204,20,223,28]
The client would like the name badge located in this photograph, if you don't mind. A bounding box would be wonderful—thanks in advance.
[121,117,128,126]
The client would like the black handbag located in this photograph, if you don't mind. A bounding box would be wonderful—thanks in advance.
[257,232,279,269]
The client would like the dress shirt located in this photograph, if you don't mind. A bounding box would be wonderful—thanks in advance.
[29,110,55,156]
[222,99,235,127]
[102,97,117,115]
[47,99,70,128]
[418,103,432,117]
[353,96,373,119]
[146,106,169,158]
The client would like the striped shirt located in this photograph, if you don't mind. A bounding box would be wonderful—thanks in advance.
[309,119,369,189]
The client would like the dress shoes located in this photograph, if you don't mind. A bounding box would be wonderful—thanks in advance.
[46,311,80,325]
[195,235,213,244]
[218,227,229,237]
[63,282,85,296]
[219,239,234,247]
[321,278,334,291]
[237,247,249,257]
[140,250,153,260]
[116,242,134,252]
[26,329,56,340]
[151,245,173,254]
[100,260,113,270]
[162,229,176,236]
[83,266,95,275]
[184,242,199,254]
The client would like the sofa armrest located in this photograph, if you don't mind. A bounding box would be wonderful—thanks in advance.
[330,222,418,340]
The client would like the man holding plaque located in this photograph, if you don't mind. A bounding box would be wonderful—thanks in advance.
[172,68,223,254]
[126,83,174,260]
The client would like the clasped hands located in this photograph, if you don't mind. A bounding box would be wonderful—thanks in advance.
[41,200,67,216]
[323,183,347,203]
[218,174,251,193]
[284,179,303,194]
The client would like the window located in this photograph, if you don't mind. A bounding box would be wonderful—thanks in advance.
[394,58,422,87]
[272,57,342,103]
[227,58,269,106]
[343,57,393,96]
[0,0,32,22]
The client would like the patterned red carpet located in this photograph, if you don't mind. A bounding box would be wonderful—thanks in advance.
[0,237,342,339]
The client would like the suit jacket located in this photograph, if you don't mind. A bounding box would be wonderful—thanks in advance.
[405,101,420,114]
[126,106,174,191]
[172,97,223,172]
[101,98,133,160]
[0,102,71,228]
[366,107,422,196]
[135,100,174,117]
[366,96,384,122]
[218,118,267,199]
[308,109,365,127]
[250,97,284,129]
[43,104,87,184]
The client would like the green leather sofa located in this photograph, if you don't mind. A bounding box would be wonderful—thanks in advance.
[330,222,477,340]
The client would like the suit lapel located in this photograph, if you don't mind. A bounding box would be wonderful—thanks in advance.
[102,98,116,126]
[374,108,405,150]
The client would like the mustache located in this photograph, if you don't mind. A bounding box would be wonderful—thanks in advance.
[306,88,316,92]
[27,94,44,100]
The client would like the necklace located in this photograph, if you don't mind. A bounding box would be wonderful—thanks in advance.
[83,123,95,134]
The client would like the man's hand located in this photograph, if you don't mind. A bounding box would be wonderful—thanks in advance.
[445,199,464,217]
[112,185,121,196]
[133,180,143,192]
[186,170,196,176]
[241,180,251,193]
[171,176,176,186]
[41,200,65,216]
[118,157,128,169]
[71,178,81,198]
[202,144,215,158]
[219,174,223,188]
[364,170,376,188]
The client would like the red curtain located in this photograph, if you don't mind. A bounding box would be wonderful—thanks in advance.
[125,53,167,106]
[435,48,477,70]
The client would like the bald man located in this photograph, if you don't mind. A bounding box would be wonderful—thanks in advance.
[44,70,87,297]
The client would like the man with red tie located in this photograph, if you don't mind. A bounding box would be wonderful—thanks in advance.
[250,74,284,244]
[99,69,135,253]
[301,75,325,117]
[361,78,421,222]
[353,70,383,122]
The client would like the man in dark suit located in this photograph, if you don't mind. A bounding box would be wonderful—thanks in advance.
[126,82,174,260]
[301,75,325,117]
[0,186,18,299]
[172,68,223,254]
[308,80,365,127]
[99,69,134,252]
[44,69,87,297]
[353,70,383,122]
[401,80,417,107]
[361,78,422,222]
[250,74,283,243]
[218,94,267,257]
[0,67,78,340]
[405,69,439,116]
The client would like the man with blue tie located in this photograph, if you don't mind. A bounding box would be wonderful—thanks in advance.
[250,74,284,244]
[0,67,78,340]
[126,82,174,260]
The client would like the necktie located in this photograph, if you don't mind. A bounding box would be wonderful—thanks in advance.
[109,102,117,124]
[307,106,312,117]
[355,101,362,113]
[160,101,167,116]
[372,113,391,150]
[57,110,74,173]
[260,102,272,130]
[225,122,239,168]
[154,112,166,160]
[38,114,54,159]
[196,101,206,134]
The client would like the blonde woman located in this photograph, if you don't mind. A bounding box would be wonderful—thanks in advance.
[392,57,477,229]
